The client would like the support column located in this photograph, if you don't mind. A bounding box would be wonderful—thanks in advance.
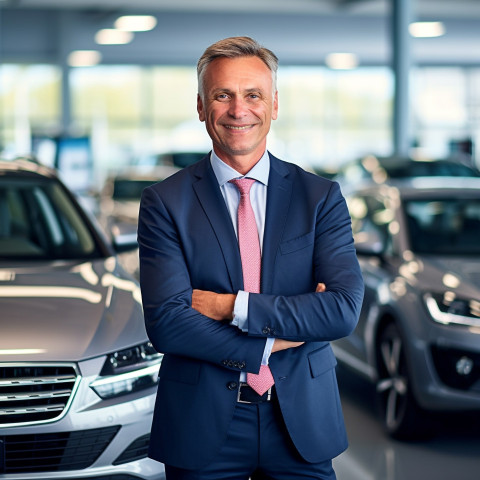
[392,0,413,157]
[60,62,72,135]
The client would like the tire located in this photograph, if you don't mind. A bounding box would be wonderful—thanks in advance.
[375,322,430,440]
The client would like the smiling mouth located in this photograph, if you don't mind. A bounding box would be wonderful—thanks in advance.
[224,125,253,130]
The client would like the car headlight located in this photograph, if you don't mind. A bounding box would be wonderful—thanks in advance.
[90,341,163,399]
[424,292,480,328]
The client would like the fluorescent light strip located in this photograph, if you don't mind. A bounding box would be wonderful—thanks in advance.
[409,21,445,38]
[114,15,157,32]
[0,349,47,355]
[326,53,359,70]
[68,50,102,67]
[95,29,134,45]
[0,286,102,304]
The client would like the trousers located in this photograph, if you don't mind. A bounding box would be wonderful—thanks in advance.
[164,394,337,480]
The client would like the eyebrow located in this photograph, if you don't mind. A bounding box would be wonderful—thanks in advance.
[211,87,265,96]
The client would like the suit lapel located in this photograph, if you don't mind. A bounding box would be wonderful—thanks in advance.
[261,155,293,294]
[192,159,244,292]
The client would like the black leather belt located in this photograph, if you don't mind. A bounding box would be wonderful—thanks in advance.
[237,383,273,404]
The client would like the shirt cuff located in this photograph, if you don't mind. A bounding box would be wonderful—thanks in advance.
[231,290,249,332]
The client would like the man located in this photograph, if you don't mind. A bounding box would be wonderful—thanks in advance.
[138,36,364,480]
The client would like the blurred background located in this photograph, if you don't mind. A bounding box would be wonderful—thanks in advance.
[0,0,479,198]
[2,2,480,479]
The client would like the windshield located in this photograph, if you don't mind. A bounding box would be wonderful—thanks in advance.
[405,197,480,255]
[0,176,102,260]
[387,161,479,178]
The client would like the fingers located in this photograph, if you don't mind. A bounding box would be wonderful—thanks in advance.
[271,339,305,353]
[316,282,326,293]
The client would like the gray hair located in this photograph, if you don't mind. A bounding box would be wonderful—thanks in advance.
[197,36,278,99]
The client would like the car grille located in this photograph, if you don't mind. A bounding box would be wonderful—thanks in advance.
[113,433,150,465]
[0,364,79,427]
[0,426,120,473]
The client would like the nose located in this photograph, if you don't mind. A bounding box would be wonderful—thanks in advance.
[227,96,247,118]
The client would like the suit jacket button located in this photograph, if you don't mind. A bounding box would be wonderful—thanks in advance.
[239,362,245,369]
[222,360,228,366]
[262,327,270,335]
[227,360,234,367]
[227,381,238,391]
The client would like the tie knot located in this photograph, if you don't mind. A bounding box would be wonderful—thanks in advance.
[229,177,256,196]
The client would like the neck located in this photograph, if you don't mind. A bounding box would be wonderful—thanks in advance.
[213,149,266,176]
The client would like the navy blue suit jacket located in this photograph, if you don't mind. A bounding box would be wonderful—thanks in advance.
[138,153,364,469]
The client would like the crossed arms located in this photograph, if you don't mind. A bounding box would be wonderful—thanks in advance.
[138,179,364,370]
[191,283,326,353]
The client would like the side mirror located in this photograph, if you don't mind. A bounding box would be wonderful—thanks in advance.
[112,232,138,253]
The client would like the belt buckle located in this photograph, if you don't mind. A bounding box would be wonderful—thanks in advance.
[237,383,272,404]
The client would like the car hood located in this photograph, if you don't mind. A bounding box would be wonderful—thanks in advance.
[410,255,480,296]
[0,258,145,362]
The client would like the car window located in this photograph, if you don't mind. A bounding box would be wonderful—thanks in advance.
[348,194,394,254]
[0,177,101,260]
[405,198,480,255]
[112,179,158,201]
[387,161,479,178]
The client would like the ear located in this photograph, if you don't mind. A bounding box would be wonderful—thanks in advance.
[272,90,279,121]
[197,94,205,122]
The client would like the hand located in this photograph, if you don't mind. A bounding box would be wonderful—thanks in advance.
[192,289,236,321]
[272,338,304,353]
[316,282,326,293]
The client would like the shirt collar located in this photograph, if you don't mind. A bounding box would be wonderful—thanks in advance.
[210,150,270,187]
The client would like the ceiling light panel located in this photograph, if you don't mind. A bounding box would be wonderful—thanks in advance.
[409,21,445,38]
[95,29,134,45]
[67,50,102,67]
[325,53,359,70]
[114,15,157,32]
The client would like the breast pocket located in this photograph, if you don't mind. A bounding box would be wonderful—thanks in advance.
[279,231,314,255]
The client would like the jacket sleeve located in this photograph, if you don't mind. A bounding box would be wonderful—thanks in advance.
[247,181,364,342]
[138,184,266,373]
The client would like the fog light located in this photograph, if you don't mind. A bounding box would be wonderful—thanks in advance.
[456,356,473,376]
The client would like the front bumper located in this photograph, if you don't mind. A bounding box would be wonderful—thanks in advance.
[407,319,480,412]
[0,357,164,480]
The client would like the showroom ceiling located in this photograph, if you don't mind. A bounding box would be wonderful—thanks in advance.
[0,0,479,66]
[2,0,480,17]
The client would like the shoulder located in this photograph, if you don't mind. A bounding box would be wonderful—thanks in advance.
[269,153,339,194]
[145,154,211,196]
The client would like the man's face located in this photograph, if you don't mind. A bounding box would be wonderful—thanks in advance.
[197,56,278,170]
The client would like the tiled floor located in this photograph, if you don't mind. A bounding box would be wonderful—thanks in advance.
[333,367,480,480]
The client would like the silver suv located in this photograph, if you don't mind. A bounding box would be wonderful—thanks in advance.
[0,159,164,479]
[333,177,480,440]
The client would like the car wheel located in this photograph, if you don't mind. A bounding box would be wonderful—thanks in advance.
[375,322,428,440]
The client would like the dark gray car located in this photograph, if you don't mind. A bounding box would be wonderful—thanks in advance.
[0,159,164,479]
[333,177,480,440]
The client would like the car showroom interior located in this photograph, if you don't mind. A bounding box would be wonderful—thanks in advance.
[0,0,480,479]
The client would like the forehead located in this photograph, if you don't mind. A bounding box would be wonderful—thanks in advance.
[203,56,273,91]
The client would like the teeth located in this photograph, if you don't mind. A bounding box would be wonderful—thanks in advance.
[226,125,250,130]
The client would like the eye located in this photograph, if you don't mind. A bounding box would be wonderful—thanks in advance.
[216,93,230,101]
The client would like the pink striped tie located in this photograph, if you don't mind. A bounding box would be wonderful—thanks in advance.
[229,178,274,396]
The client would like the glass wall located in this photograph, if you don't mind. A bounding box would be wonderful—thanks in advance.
[412,67,478,163]
[0,63,478,192]
[0,64,61,158]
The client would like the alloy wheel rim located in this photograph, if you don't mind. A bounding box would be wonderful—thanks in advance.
[376,333,408,430]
